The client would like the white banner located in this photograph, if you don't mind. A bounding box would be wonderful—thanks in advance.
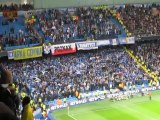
[43,43,51,54]
[97,40,111,46]
[112,39,118,45]
[7,51,14,59]
[76,41,98,50]
[126,37,135,44]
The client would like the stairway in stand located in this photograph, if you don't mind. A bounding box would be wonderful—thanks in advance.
[124,47,159,85]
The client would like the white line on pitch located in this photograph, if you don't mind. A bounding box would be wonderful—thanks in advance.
[68,114,78,120]
[71,107,113,116]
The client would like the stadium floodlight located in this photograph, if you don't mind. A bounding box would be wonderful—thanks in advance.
[24,0,27,5]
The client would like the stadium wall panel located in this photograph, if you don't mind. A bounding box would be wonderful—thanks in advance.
[0,0,33,5]
[0,0,21,5]
[33,0,160,9]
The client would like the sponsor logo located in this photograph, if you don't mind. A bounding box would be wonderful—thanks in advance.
[70,99,87,106]
[50,103,67,110]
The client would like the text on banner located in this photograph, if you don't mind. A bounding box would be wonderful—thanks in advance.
[13,46,42,60]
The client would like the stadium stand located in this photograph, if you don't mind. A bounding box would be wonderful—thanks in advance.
[36,8,121,43]
[117,4,160,36]
[0,2,160,120]
[0,3,33,11]
[0,6,123,50]
[127,40,160,81]
[2,46,152,115]
[0,15,40,50]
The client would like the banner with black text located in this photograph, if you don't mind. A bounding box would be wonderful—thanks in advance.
[76,41,98,50]
[51,43,76,55]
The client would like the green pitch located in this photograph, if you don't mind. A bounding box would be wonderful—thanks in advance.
[52,90,160,120]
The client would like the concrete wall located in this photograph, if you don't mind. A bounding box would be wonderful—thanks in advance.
[0,0,21,5]
[33,0,160,9]
[0,0,33,5]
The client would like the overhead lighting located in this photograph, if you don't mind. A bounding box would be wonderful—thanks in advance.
[24,0,27,5]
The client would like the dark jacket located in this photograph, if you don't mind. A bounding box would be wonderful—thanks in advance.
[0,87,19,115]
[0,102,19,120]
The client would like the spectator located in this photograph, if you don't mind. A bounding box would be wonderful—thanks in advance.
[0,65,19,116]
[21,96,34,120]
[0,102,19,120]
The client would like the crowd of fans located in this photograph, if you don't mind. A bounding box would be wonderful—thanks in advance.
[3,46,152,109]
[0,6,121,48]
[118,4,160,36]
[0,4,160,49]
[0,27,39,48]
[0,3,38,48]
[129,41,160,77]
[36,8,121,43]
[25,23,41,44]
[0,17,40,48]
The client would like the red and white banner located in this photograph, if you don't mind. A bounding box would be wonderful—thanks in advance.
[51,43,76,55]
